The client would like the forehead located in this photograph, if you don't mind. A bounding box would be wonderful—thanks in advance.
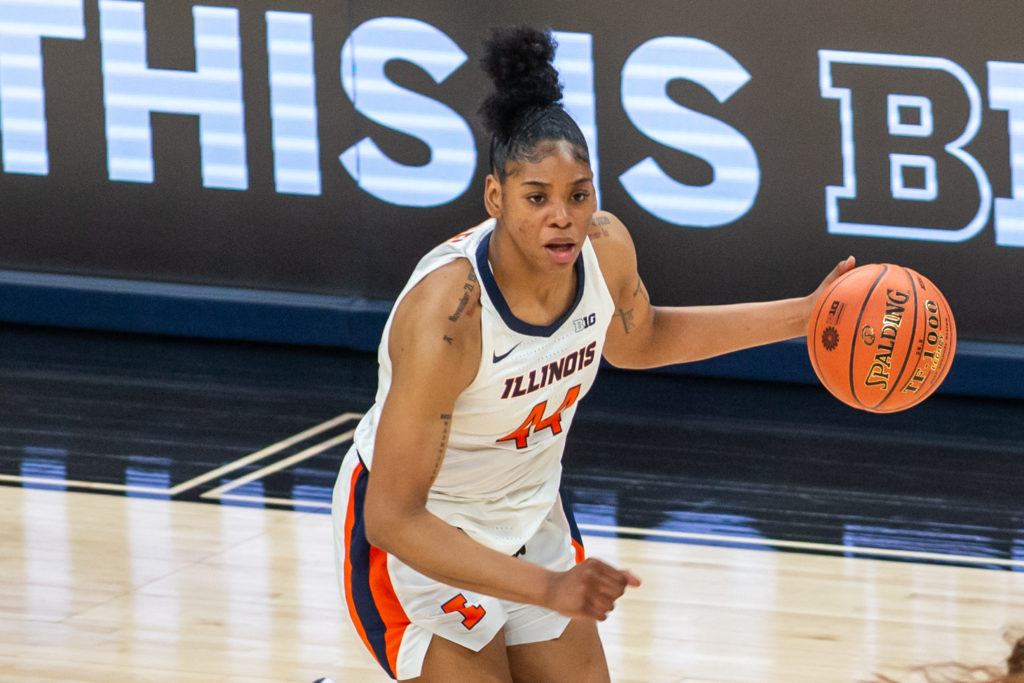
[503,140,592,181]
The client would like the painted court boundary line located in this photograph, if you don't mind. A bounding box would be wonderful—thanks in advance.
[3,409,1019,569]
[200,428,356,502]
[0,473,169,495]
[173,412,361,496]
[0,412,362,497]
[579,523,1024,569]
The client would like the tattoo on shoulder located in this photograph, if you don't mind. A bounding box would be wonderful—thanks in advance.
[589,215,611,240]
[616,308,635,334]
[443,335,454,345]
[448,265,478,322]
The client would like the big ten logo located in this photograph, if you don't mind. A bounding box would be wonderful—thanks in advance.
[573,312,597,332]
[820,51,1024,247]
[827,299,845,325]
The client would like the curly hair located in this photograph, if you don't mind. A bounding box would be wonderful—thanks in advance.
[868,635,1024,683]
[478,26,589,180]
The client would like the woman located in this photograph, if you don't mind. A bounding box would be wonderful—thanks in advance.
[332,25,855,682]
[871,633,1023,682]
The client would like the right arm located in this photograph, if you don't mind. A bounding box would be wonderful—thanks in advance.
[362,258,637,620]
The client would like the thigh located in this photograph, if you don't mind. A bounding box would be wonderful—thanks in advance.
[335,448,511,679]
[506,618,610,683]
[408,629,514,683]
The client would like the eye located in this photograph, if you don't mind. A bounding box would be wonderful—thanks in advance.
[527,194,545,204]
[572,191,590,202]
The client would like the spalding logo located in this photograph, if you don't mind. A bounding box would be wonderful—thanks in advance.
[861,325,876,345]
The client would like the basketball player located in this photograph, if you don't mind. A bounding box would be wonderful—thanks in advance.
[871,632,1023,682]
[332,25,855,682]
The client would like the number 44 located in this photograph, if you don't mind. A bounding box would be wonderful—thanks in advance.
[497,385,581,449]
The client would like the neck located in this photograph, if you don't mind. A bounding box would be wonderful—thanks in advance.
[487,226,579,327]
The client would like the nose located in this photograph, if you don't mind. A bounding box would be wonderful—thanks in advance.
[550,200,571,228]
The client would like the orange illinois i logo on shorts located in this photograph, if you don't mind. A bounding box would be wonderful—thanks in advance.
[441,593,486,630]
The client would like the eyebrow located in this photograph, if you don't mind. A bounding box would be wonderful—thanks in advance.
[519,177,593,187]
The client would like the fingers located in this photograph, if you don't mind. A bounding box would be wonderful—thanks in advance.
[813,255,857,299]
[555,558,641,621]
[828,255,855,281]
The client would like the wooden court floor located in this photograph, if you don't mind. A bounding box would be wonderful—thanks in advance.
[2,485,1022,682]
[1,324,1022,682]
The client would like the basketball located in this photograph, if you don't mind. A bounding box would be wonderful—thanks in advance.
[807,263,956,413]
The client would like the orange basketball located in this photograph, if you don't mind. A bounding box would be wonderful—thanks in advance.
[807,263,956,413]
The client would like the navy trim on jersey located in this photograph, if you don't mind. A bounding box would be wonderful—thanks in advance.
[347,464,397,680]
[559,486,585,550]
[475,230,585,337]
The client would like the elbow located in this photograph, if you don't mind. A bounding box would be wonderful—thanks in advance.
[363,496,395,551]
[363,493,423,553]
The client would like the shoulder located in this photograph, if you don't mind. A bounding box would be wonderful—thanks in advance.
[587,210,631,243]
[392,256,482,339]
[587,211,639,297]
[388,256,482,390]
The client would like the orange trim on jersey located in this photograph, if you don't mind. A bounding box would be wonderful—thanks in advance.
[368,546,410,674]
[343,463,374,659]
[571,536,586,564]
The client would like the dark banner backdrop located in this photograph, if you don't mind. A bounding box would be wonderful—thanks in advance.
[1,1,1022,349]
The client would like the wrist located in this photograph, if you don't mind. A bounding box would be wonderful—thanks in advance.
[536,567,562,609]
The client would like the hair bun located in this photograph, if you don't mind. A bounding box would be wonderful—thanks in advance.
[479,26,562,139]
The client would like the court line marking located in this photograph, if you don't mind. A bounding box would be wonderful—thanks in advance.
[5,411,1019,569]
[215,494,332,509]
[0,473,170,495]
[200,429,355,499]
[0,412,361,497]
[579,523,1024,568]
[4,470,1018,568]
[170,413,360,496]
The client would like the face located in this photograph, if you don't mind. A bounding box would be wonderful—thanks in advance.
[485,139,597,273]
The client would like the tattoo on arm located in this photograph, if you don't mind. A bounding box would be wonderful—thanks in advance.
[633,277,649,302]
[431,414,452,481]
[448,266,478,322]
[616,308,635,334]
[443,335,454,345]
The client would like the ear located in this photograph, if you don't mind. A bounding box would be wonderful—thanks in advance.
[484,174,502,219]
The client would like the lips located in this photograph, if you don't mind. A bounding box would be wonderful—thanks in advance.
[545,241,577,264]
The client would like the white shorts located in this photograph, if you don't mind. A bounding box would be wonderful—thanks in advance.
[332,447,585,681]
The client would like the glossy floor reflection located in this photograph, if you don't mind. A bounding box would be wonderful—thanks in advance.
[5,485,1020,682]
[1,323,1022,569]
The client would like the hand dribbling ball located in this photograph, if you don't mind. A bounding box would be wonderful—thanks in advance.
[808,263,956,413]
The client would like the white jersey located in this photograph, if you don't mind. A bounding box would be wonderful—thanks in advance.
[350,218,615,555]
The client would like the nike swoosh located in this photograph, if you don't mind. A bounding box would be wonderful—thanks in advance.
[492,343,520,363]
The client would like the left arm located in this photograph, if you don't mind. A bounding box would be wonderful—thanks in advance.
[590,211,855,370]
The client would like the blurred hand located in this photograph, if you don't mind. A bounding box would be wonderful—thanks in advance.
[546,558,641,621]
